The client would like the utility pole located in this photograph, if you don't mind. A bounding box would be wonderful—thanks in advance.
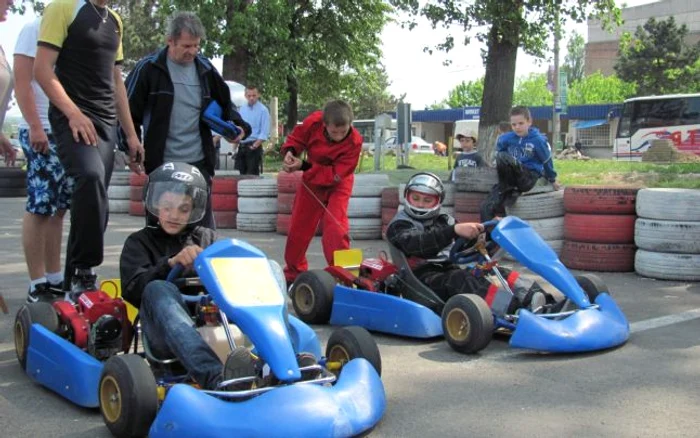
[552,9,561,151]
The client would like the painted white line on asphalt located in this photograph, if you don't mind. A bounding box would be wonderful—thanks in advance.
[630,308,700,334]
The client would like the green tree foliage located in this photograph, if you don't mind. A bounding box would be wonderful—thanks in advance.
[512,73,552,107]
[340,65,402,120]
[390,0,621,161]
[615,16,700,96]
[563,31,585,84]
[443,78,484,108]
[568,72,636,105]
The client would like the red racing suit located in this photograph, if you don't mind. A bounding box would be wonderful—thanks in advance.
[281,111,362,282]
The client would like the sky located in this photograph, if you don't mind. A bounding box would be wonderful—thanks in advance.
[0,0,660,116]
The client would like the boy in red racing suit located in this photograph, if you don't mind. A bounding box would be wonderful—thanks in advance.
[280,100,363,286]
[386,172,552,313]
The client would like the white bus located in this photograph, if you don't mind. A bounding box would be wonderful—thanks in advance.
[614,93,700,160]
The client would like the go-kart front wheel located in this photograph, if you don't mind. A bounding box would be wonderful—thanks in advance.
[575,273,610,304]
[326,326,382,376]
[442,294,494,354]
[99,354,158,438]
[291,270,336,324]
[14,302,60,370]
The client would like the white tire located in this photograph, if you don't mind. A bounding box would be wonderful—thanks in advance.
[236,213,277,232]
[453,167,498,193]
[348,197,381,218]
[352,174,390,197]
[109,199,129,214]
[399,184,406,204]
[238,179,278,197]
[349,218,382,240]
[238,197,278,214]
[636,188,700,221]
[635,249,700,281]
[525,216,565,241]
[110,171,130,186]
[635,218,700,254]
[108,185,131,200]
[506,190,564,220]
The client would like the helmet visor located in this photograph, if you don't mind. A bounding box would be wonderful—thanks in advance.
[145,181,207,225]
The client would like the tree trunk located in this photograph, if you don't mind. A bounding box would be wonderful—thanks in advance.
[285,66,299,134]
[479,23,520,164]
[222,49,249,84]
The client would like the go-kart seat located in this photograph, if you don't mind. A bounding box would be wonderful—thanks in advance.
[387,243,446,315]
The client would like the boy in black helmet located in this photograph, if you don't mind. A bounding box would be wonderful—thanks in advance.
[386,172,550,313]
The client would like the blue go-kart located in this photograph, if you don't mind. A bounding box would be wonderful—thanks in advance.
[289,216,629,354]
[15,238,385,438]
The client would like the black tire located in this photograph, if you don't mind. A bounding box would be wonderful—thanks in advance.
[99,354,158,438]
[14,302,60,371]
[326,326,382,376]
[290,270,336,324]
[441,294,493,354]
[0,167,25,178]
[0,177,26,188]
[574,273,610,305]
[0,187,27,197]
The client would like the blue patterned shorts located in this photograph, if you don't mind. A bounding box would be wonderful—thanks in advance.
[19,127,75,216]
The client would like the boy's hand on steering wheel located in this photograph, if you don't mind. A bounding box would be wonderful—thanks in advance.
[168,245,203,270]
[455,222,484,240]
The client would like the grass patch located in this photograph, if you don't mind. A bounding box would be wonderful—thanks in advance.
[263,152,700,188]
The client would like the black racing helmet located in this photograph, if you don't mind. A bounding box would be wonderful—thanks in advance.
[403,172,445,220]
[144,162,208,225]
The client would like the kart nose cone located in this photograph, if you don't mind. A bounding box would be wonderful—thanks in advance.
[510,293,629,353]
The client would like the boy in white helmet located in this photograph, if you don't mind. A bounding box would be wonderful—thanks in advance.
[386,172,549,312]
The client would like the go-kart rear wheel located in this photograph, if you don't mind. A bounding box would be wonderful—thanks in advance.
[14,302,59,371]
[326,326,382,376]
[99,354,158,438]
[442,294,493,354]
[575,273,610,305]
[291,270,336,324]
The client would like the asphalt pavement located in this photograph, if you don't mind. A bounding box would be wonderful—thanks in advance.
[0,197,699,437]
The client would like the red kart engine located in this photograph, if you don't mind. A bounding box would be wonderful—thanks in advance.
[52,291,131,361]
[356,257,399,292]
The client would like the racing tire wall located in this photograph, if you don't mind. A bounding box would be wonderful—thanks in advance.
[211,172,254,230]
[560,186,639,272]
[503,187,564,261]
[107,171,130,214]
[634,188,700,281]
[380,186,399,239]
[237,178,277,232]
[128,172,147,217]
[0,167,27,198]
[347,174,388,240]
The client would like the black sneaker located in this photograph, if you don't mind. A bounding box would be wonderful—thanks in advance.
[221,347,256,391]
[297,352,321,380]
[48,281,64,295]
[69,269,98,301]
[26,282,54,304]
[528,291,547,314]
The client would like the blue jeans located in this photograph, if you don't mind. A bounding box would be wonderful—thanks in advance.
[139,280,223,389]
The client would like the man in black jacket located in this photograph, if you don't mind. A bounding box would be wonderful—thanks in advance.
[120,11,251,228]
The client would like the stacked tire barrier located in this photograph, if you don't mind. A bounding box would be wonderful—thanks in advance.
[452,167,496,223]
[237,178,278,232]
[212,172,249,229]
[107,171,130,214]
[128,172,147,217]
[381,186,400,238]
[0,167,27,198]
[348,174,388,240]
[506,187,565,256]
[634,188,700,281]
[560,186,639,272]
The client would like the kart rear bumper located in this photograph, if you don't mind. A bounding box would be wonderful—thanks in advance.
[510,293,629,353]
[330,285,443,338]
[150,358,386,438]
[26,324,103,407]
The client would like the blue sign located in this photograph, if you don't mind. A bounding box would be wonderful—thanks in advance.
[462,107,481,120]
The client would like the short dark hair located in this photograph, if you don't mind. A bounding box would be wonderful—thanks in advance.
[510,106,531,121]
[323,100,354,126]
[245,85,259,92]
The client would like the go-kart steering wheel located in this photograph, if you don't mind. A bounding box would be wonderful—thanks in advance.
[166,264,210,304]
[449,219,500,265]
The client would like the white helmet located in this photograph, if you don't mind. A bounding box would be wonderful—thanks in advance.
[403,172,445,220]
